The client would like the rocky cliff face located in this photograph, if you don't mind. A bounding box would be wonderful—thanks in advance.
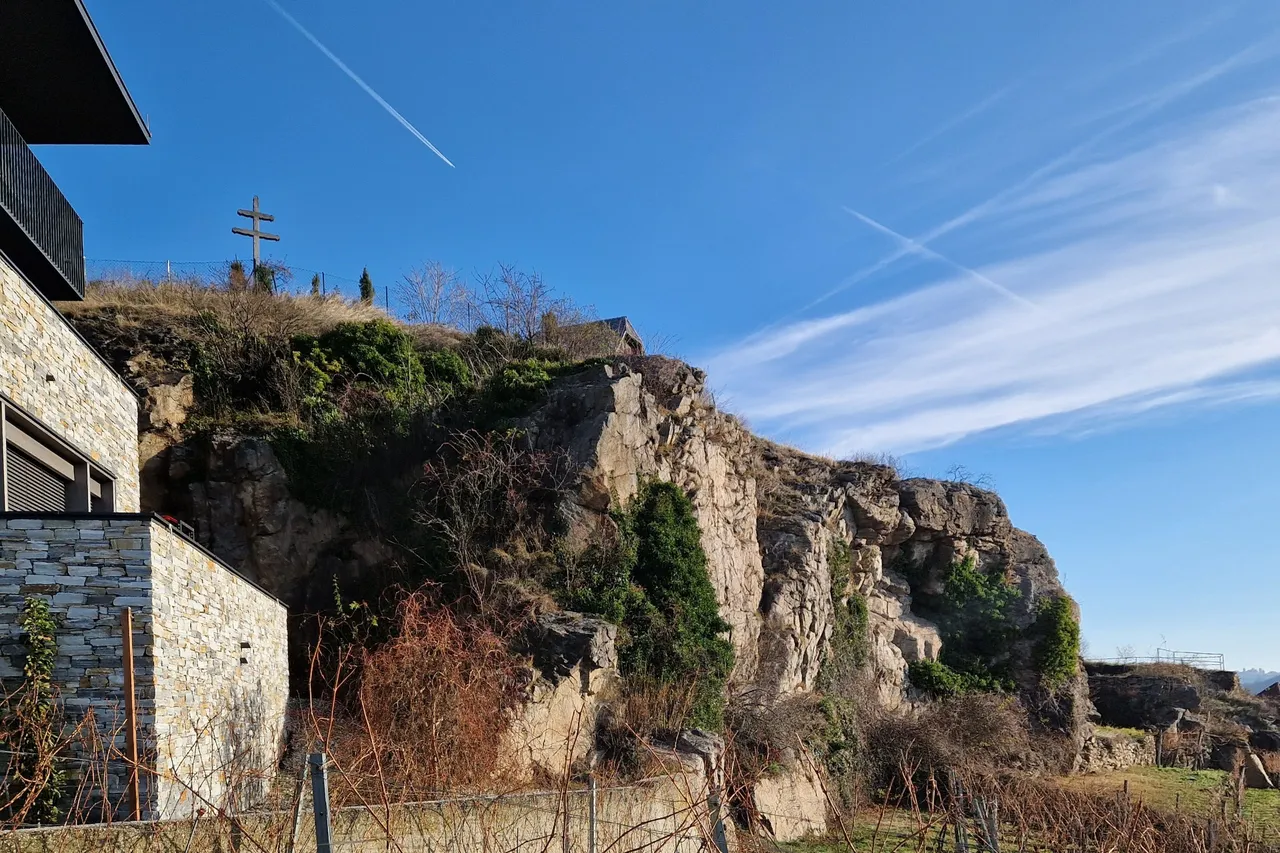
[112,340,1084,726]
[519,358,1087,720]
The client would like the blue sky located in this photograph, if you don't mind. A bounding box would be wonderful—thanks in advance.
[43,1,1280,669]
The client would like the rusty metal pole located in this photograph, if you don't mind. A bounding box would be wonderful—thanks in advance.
[121,607,141,821]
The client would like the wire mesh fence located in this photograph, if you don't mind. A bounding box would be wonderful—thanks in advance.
[1087,650,1228,670]
[85,258,366,299]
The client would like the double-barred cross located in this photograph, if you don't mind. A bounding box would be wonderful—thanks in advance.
[231,196,280,268]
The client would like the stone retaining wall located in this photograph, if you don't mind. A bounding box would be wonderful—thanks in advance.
[1078,728,1156,774]
[0,515,288,818]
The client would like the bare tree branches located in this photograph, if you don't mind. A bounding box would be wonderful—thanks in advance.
[398,261,627,357]
[398,262,470,327]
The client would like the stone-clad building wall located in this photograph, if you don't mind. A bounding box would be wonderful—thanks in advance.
[0,515,158,809]
[0,515,288,818]
[0,254,140,510]
[150,523,289,817]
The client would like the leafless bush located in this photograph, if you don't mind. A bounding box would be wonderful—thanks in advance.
[944,464,994,489]
[414,431,569,611]
[398,261,473,327]
[862,694,1034,796]
[303,590,527,803]
[722,694,830,803]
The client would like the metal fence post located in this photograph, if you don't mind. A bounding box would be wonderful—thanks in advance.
[309,752,333,853]
[587,775,598,853]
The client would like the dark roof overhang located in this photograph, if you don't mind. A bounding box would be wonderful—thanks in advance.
[0,0,150,145]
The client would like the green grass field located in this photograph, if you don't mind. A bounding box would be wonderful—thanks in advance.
[776,768,1280,852]
[1063,766,1280,834]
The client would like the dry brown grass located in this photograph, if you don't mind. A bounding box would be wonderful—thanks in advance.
[66,279,388,337]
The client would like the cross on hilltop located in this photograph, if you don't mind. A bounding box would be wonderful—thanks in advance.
[231,195,280,268]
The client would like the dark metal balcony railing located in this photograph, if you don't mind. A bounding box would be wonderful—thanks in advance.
[0,106,86,299]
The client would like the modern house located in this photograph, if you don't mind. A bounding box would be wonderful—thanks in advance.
[0,1,288,820]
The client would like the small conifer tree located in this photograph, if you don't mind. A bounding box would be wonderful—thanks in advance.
[311,273,322,297]
[228,260,248,292]
[359,268,375,303]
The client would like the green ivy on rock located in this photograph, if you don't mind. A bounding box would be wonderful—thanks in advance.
[561,481,734,730]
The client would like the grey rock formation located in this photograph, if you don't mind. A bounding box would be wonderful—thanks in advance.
[1086,664,1205,731]
[1078,730,1155,773]
[519,612,619,683]
[521,358,1085,723]
[521,360,767,682]
[507,613,619,781]
[115,344,1088,747]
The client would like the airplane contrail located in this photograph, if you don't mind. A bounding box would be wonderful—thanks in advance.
[886,85,1014,165]
[842,206,1038,309]
[804,35,1279,312]
[261,0,455,168]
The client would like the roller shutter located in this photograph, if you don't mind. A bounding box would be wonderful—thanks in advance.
[5,446,69,512]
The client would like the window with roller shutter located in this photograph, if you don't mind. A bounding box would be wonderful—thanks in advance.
[5,446,70,512]
[1,398,114,513]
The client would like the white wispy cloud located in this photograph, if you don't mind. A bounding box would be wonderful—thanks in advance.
[705,96,1280,455]
[262,0,455,167]
[804,38,1279,312]
[886,85,1014,164]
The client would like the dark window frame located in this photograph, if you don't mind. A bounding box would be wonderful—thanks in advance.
[0,397,113,513]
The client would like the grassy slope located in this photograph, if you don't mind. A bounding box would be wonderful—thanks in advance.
[1064,766,1280,834]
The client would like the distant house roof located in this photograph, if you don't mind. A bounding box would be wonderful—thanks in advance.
[1261,682,1280,699]
[601,316,640,341]
[0,0,150,144]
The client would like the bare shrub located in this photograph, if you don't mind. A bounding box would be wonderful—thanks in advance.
[414,430,569,610]
[305,590,526,803]
[474,265,561,339]
[467,264,620,357]
[862,693,1034,795]
[723,694,830,798]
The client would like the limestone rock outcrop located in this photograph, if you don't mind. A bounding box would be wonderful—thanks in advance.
[74,316,1089,780]
[147,432,390,608]
[521,359,766,682]
[749,749,828,842]
[517,358,1085,720]
[507,613,619,780]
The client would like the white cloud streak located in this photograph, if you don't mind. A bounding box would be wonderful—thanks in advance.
[805,37,1280,312]
[261,0,455,168]
[706,97,1280,455]
[841,206,1037,309]
[886,85,1013,164]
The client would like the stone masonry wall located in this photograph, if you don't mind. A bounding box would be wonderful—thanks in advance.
[0,516,288,819]
[0,516,158,809]
[0,255,139,510]
[149,523,289,818]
